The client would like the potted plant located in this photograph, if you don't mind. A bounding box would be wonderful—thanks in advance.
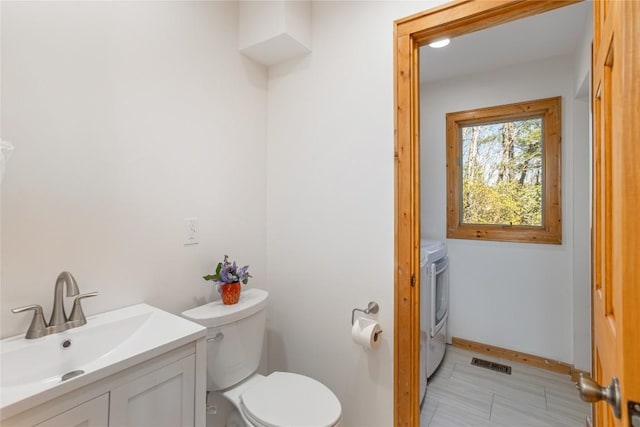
[203,255,251,305]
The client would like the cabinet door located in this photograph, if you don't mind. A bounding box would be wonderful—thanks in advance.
[109,355,196,427]
[35,393,109,427]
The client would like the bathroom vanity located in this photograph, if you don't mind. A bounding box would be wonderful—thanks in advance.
[0,304,206,427]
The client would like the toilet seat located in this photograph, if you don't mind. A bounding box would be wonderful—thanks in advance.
[239,372,342,427]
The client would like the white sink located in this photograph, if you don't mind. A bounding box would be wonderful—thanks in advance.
[0,303,206,419]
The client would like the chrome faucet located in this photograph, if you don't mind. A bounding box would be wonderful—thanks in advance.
[11,271,98,339]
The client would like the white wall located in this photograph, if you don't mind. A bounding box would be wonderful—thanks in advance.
[571,8,593,371]
[1,1,268,337]
[571,96,590,370]
[1,1,450,425]
[420,55,591,365]
[265,2,445,426]
[8,2,594,426]
[574,8,593,98]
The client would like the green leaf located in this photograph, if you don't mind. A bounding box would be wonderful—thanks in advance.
[215,262,222,275]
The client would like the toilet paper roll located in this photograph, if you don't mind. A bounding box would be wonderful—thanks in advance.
[352,317,383,350]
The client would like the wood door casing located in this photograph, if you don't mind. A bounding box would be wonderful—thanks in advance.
[393,1,582,426]
[591,1,640,426]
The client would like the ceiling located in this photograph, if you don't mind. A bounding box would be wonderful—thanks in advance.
[420,1,591,83]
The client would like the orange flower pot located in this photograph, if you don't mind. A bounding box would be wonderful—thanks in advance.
[220,282,241,305]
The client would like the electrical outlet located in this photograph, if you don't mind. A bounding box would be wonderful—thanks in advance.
[184,217,198,245]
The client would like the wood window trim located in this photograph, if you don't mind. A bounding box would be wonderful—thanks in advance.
[393,1,581,426]
[446,97,562,244]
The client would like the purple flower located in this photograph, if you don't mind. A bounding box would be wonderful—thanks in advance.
[202,254,252,286]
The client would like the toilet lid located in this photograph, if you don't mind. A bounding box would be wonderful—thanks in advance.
[241,372,342,427]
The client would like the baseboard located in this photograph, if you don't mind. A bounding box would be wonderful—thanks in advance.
[451,337,590,379]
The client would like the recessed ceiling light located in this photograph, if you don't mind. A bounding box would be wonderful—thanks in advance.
[429,38,450,48]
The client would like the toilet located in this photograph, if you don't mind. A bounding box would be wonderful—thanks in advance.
[182,288,343,427]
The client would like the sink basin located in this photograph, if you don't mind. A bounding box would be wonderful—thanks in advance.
[0,303,206,419]
[1,311,151,388]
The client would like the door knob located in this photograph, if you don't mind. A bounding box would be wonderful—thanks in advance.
[576,373,621,418]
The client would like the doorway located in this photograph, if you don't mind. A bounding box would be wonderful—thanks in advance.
[392,1,586,425]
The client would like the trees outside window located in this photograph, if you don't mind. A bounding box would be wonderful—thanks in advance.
[446,97,562,244]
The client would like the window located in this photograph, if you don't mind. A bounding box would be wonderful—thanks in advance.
[446,97,561,244]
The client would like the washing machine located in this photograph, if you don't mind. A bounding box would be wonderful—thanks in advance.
[419,239,449,404]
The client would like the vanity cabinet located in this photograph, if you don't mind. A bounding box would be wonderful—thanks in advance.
[109,354,195,426]
[3,342,205,427]
[35,394,109,427]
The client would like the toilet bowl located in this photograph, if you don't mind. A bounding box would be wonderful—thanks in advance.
[223,372,342,427]
[182,288,342,427]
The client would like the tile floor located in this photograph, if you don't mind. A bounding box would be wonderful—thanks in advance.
[421,346,591,427]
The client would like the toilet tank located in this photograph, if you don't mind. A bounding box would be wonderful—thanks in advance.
[182,288,268,391]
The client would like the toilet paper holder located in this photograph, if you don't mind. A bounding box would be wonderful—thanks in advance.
[351,301,379,325]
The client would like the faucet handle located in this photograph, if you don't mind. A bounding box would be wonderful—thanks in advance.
[68,292,98,326]
[11,304,48,339]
